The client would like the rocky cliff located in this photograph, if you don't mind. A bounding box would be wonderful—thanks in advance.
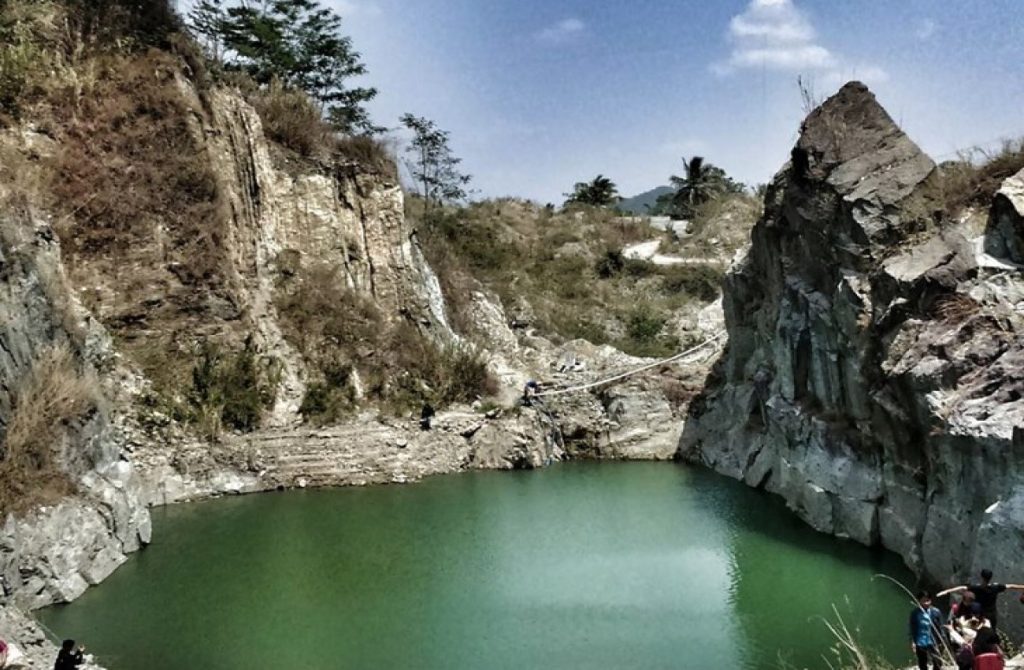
[0,67,522,664]
[679,83,1024,605]
[0,55,711,663]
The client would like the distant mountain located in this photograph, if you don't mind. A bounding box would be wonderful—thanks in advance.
[616,186,673,215]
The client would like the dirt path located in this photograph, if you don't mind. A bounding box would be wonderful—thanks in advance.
[622,239,725,266]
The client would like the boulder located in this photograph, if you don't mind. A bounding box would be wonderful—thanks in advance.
[985,167,1024,264]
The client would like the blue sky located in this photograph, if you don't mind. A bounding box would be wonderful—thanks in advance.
[188,1,1024,202]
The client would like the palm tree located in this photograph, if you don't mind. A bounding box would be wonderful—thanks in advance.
[669,157,717,219]
[565,174,619,207]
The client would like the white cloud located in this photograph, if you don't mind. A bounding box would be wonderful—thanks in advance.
[729,0,815,44]
[716,0,835,73]
[729,44,835,70]
[915,18,937,40]
[535,18,586,45]
[714,0,889,94]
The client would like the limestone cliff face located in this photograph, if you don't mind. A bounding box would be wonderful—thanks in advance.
[60,80,453,428]
[679,82,1024,596]
[0,78,464,665]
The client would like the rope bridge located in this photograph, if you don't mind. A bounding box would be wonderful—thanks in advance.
[535,331,728,398]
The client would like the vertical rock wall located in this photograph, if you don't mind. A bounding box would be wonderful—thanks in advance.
[679,83,1024,609]
[0,203,151,619]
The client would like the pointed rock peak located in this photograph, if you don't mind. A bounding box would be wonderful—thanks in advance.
[792,81,934,195]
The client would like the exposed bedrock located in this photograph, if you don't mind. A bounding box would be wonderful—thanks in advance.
[679,82,1024,615]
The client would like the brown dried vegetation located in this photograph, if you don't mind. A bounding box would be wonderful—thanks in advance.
[940,138,1024,218]
[0,345,100,515]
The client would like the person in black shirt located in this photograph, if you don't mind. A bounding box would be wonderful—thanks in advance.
[419,403,435,431]
[54,639,84,670]
[938,568,1024,629]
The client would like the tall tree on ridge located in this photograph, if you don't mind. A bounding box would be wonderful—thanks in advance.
[186,0,379,133]
[400,113,472,215]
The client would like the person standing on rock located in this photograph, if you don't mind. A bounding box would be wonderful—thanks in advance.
[54,639,84,670]
[420,403,435,431]
[938,569,1024,629]
[910,591,944,670]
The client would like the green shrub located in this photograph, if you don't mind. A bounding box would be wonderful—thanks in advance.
[626,306,665,344]
[300,380,356,425]
[618,305,680,358]
[623,258,655,278]
[595,249,625,278]
[659,265,724,302]
[188,337,279,438]
[552,313,608,345]
[369,322,498,413]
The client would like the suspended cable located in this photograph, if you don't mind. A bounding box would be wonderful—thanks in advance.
[535,331,727,398]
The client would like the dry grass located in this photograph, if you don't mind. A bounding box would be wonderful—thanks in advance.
[0,141,53,220]
[941,138,1024,217]
[367,322,499,413]
[50,51,223,283]
[661,378,697,412]
[335,134,396,178]
[251,79,331,158]
[817,605,899,670]
[665,192,761,258]
[275,264,496,417]
[0,344,100,514]
[0,0,62,122]
[247,79,394,174]
[932,293,981,325]
[416,199,725,355]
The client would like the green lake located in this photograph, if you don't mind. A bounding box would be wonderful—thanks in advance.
[40,462,916,669]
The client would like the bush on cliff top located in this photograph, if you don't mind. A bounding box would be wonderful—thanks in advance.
[941,138,1024,217]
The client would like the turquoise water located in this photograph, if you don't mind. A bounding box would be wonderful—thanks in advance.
[40,463,915,669]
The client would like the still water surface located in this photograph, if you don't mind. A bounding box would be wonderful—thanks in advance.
[41,462,915,669]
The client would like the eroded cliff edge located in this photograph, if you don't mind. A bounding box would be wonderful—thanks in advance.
[679,82,1024,598]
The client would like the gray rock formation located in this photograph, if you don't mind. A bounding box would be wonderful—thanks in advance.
[986,167,1024,265]
[679,82,1024,622]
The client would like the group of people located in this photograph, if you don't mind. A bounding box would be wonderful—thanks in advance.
[911,569,1024,670]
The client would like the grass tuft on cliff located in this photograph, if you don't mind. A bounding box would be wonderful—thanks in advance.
[0,345,101,515]
[940,137,1024,218]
